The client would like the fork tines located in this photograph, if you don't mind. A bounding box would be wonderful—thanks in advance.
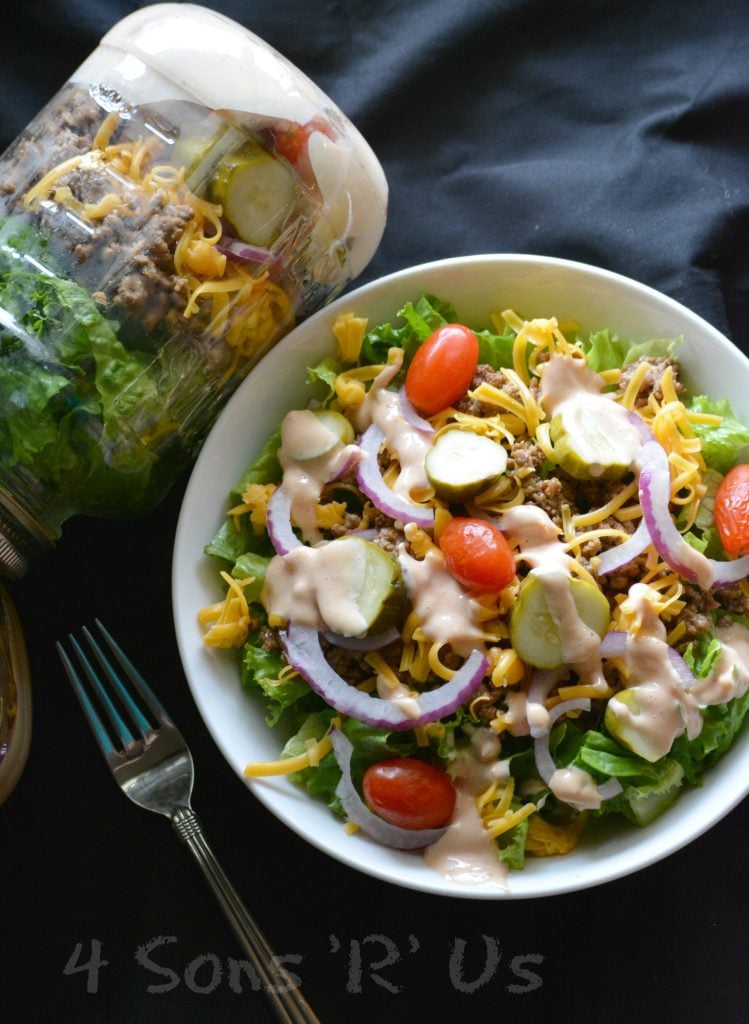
[57,620,168,761]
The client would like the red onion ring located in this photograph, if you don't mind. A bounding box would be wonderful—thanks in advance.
[398,386,436,436]
[266,486,301,555]
[281,623,487,730]
[321,626,401,651]
[625,408,655,443]
[217,237,278,266]
[596,517,653,575]
[533,697,591,784]
[527,668,566,738]
[637,440,749,588]
[330,728,448,850]
[355,424,435,529]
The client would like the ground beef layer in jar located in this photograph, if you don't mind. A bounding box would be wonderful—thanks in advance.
[0,85,104,199]
[5,83,196,334]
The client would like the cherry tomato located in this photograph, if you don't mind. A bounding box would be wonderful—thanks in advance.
[439,517,516,593]
[362,758,456,831]
[715,464,749,556]
[405,324,479,415]
[273,116,335,165]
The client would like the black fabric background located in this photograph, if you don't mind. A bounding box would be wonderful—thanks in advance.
[2,2,748,1021]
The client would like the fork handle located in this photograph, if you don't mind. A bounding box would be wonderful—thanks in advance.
[172,807,321,1024]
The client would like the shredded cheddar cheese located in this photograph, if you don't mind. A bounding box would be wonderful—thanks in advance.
[198,571,253,648]
[333,312,368,363]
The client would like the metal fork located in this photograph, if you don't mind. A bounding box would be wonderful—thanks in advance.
[57,620,320,1024]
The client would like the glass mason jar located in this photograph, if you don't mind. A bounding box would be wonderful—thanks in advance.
[0,3,387,578]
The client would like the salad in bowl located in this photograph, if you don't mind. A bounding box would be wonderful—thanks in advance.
[173,255,749,897]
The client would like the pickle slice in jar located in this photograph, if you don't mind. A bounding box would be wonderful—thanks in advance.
[209,141,296,247]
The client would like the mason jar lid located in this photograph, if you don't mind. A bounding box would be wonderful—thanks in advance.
[0,488,54,581]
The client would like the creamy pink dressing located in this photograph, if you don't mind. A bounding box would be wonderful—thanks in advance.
[539,569,602,664]
[279,409,360,543]
[549,765,603,811]
[375,674,422,719]
[606,584,702,760]
[264,537,373,636]
[423,786,508,890]
[354,349,432,500]
[499,504,604,682]
[397,546,486,657]
[689,619,749,706]
[501,689,532,737]
[540,353,642,478]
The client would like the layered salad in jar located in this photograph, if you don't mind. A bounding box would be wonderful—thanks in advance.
[0,4,386,537]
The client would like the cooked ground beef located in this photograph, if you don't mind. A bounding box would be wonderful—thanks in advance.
[0,85,103,197]
[507,438,546,474]
[322,639,403,688]
[2,83,195,333]
[372,511,406,552]
[259,625,282,653]
[521,472,578,529]
[469,683,503,723]
[329,511,363,537]
[668,583,719,645]
[715,583,749,619]
[595,550,650,599]
[617,355,685,407]
[454,363,528,418]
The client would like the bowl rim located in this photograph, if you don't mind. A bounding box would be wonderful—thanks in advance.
[172,252,749,899]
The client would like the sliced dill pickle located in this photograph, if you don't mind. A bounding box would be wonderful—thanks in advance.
[313,409,355,448]
[509,573,610,669]
[209,140,296,246]
[550,406,638,481]
[171,124,245,193]
[281,409,354,462]
[324,537,406,636]
[424,429,508,502]
[604,686,683,763]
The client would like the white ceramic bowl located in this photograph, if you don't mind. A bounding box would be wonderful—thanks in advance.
[172,254,749,898]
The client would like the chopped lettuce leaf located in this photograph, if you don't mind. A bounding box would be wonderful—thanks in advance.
[581,328,626,373]
[232,551,271,603]
[475,325,516,369]
[580,329,682,371]
[573,730,661,782]
[622,335,682,364]
[283,712,419,814]
[672,688,749,785]
[497,814,530,870]
[204,515,272,564]
[688,395,749,473]
[683,633,722,679]
[240,637,314,726]
[231,429,282,497]
[307,355,342,405]
[602,758,685,826]
[360,294,454,364]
